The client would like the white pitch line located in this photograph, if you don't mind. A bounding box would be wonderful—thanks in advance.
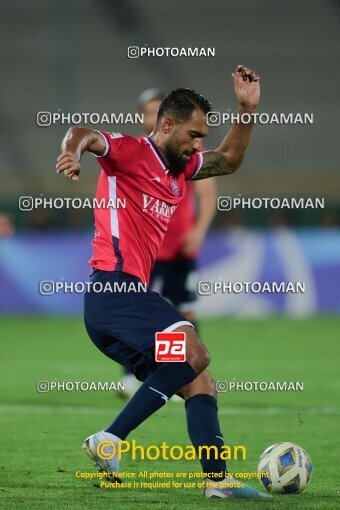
[0,405,340,416]
[218,407,340,416]
[0,405,111,415]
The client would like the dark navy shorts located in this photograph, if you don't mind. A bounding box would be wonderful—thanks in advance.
[150,258,198,311]
[84,270,193,381]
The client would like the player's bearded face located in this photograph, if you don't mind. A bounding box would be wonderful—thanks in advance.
[164,133,194,172]
[164,110,208,171]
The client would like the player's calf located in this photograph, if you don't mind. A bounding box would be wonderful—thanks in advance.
[179,370,217,400]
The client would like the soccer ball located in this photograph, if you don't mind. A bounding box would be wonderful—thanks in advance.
[257,442,312,494]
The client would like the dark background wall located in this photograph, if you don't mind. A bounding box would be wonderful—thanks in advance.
[1,0,339,200]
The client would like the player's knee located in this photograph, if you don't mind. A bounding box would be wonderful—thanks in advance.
[200,346,211,370]
[189,343,210,375]
[175,326,210,375]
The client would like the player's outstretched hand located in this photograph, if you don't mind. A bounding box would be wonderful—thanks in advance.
[56,151,81,181]
[181,226,205,257]
[232,65,260,109]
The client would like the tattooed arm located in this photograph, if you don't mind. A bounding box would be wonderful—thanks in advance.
[192,65,260,180]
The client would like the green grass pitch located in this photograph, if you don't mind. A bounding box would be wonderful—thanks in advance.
[1,316,340,509]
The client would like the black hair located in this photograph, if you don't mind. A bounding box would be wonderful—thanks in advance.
[157,88,212,123]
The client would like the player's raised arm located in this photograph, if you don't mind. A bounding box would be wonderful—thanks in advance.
[56,127,107,181]
[192,65,260,180]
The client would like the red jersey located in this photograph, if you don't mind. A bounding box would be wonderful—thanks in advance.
[156,140,206,261]
[156,182,195,261]
[89,131,203,284]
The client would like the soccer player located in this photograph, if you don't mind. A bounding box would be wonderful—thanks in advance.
[120,89,216,398]
[56,65,269,499]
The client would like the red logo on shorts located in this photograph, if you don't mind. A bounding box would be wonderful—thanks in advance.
[155,332,186,362]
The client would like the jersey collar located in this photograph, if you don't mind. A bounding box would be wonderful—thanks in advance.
[145,137,169,173]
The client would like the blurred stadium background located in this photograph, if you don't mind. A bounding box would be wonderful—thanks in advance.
[1,2,340,508]
[1,0,340,316]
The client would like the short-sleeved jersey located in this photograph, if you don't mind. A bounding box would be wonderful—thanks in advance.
[156,140,205,261]
[156,181,195,261]
[89,131,203,284]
